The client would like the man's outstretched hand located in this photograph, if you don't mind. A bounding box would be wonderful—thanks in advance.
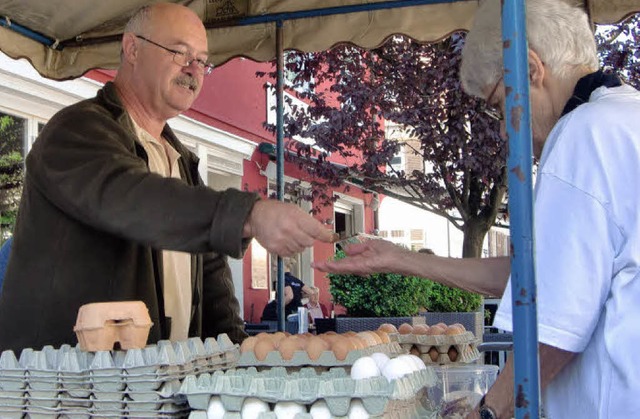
[244,199,335,256]
[312,239,408,275]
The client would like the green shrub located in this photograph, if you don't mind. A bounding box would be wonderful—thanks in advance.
[423,280,482,313]
[328,251,482,316]
[328,250,430,317]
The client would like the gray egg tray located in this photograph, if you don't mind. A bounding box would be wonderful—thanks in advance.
[237,341,405,367]
[393,331,477,346]
[0,334,239,418]
[393,333,481,365]
[180,365,437,418]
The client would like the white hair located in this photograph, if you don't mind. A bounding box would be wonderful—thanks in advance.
[460,0,599,97]
[124,5,152,36]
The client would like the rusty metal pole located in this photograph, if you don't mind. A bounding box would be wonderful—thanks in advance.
[502,1,541,417]
[275,20,286,332]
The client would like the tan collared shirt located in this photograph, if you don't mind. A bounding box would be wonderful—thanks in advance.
[133,120,192,342]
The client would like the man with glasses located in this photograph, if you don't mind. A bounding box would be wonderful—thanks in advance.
[314,0,640,417]
[0,3,334,352]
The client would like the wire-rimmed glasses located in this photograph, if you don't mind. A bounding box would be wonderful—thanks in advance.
[135,35,214,76]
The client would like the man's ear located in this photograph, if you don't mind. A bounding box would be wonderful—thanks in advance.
[121,33,139,63]
[528,49,545,89]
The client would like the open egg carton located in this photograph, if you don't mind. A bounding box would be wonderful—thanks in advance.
[0,334,239,418]
[180,365,437,418]
[391,333,481,365]
[237,341,404,368]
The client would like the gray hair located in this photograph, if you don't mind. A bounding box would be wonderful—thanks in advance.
[124,5,152,36]
[460,0,599,98]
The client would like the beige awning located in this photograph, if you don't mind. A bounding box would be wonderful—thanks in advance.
[0,0,638,80]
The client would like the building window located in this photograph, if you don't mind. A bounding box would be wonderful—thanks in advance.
[390,229,405,238]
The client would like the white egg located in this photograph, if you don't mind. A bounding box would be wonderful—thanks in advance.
[309,400,333,419]
[369,352,390,371]
[274,401,307,418]
[350,356,381,380]
[348,399,371,418]
[206,396,226,419]
[241,397,270,419]
[396,354,423,372]
[381,356,415,382]
[407,354,427,370]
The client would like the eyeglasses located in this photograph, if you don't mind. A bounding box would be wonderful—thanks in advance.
[481,75,504,121]
[135,35,214,76]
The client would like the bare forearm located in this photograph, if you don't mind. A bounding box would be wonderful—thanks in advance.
[395,253,510,297]
[480,343,576,418]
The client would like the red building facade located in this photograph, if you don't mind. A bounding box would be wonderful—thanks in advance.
[89,58,375,323]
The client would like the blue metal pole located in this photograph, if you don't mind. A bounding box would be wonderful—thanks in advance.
[501,1,540,418]
[0,16,56,47]
[223,0,467,27]
[275,20,286,333]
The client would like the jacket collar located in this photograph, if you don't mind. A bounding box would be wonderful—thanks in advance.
[96,82,201,182]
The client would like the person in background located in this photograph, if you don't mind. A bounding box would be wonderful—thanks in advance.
[0,2,334,353]
[260,285,295,321]
[304,286,328,325]
[283,257,315,310]
[314,0,640,418]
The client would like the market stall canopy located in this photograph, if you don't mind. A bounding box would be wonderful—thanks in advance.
[0,0,638,80]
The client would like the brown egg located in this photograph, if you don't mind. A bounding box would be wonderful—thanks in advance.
[378,323,398,334]
[254,338,276,361]
[279,336,303,360]
[306,336,330,361]
[324,331,338,335]
[331,336,356,361]
[410,345,420,356]
[272,332,288,348]
[398,323,414,335]
[434,322,448,329]
[365,331,383,345]
[447,346,459,362]
[255,332,272,341]
[343,331,357,337]
[240,336,258,353]
[356,332,378,347]
[348,335,366,350]
[451,323,466,331]
[373,330,391,343]
[428,347,440,362]
[318,333,338,343]
[445,325,464,335]
[412,324,430,335]
[426,325,446,335]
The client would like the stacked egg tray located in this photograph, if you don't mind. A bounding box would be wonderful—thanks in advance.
[237,342,404,368]
[391,332,480,365]
[180,366,438,418]
[0,334,239,418]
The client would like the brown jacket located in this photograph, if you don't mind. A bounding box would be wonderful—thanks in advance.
[0,82,256,352]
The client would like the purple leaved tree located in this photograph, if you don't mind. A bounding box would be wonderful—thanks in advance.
[261,34,507,258]
[596,15,639,89]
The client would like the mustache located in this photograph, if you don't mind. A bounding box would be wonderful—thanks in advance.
[175,75,199,91]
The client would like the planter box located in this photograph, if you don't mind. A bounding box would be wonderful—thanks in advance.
[335,316,425,333]
[422,311,484,340]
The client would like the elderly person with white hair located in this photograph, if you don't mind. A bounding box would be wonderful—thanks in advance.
[314,0,640,417]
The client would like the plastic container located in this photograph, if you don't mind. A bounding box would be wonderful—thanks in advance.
[426,364,499,418]
[73,301,153,351]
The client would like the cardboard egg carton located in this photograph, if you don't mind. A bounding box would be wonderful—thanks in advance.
[179,365,437,418]
[0,334,239,418]
[392,331,476,347]
[416,342,481,366]
[390,332,480,365]
[237,342,404,367]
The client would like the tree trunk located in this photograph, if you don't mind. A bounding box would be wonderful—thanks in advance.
[462,218,491,258]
